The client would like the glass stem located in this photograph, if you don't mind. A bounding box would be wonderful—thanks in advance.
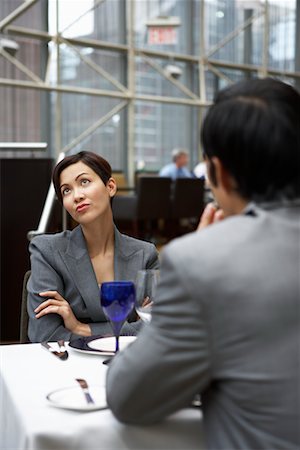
[115,335,120,353]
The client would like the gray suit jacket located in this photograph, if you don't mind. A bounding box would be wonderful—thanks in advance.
[27,226,159,342]
[106,200,300,450]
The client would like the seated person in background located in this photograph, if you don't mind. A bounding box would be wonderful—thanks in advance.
[159,148,192,180]
[27,151,159,343]
[106,78,300,450]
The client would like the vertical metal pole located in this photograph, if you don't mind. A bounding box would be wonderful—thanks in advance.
[55,0,62,159]
[295,0,300,92]
[198,0,206,161]
[199,0,206,103]
[243,8,253,79]
[55,0,66,229]
[126,0,135,187]
[261,0,269,78]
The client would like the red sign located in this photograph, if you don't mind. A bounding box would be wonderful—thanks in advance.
[148,27,177,45]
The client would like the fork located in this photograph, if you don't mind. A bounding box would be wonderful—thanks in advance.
[57,340,69,359]
[41,341,69,361]
[76,378,95,404]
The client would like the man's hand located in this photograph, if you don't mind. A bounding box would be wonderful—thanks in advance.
[197,202,225,230]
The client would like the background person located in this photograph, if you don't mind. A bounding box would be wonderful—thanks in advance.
[27,151,159,343]
[106,78,300,450]
[193,160,206,180]
[159,148,192,180]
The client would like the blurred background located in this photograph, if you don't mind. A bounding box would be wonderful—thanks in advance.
[1,0,300,342]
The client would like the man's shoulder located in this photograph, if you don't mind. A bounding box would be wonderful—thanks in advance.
[165,215,256,257]
[159,163,174,176]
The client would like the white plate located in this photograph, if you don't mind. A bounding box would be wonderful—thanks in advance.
[47,385,107,412]
[69,335,136,356]
[87,335,136,354]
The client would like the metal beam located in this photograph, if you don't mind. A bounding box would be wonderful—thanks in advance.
[0,47,43,83]
[260,1,269,78]
[0,0,39,32]
[0,78,131,98]
[205,10,263,58]
[59,35,128,93]
[61,100,128,154]
[126,0,136,187]
[140,53,198,100]
[60,0,105,35]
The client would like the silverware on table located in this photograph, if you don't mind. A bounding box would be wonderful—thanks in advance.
[57,340,69,359]
[41,341,69,361]
[76,378,95,404]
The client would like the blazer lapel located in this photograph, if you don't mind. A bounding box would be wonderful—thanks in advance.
[114,227,145,282]
[59,226,102,321]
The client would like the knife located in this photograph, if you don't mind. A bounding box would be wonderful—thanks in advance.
[76,378,95,404]
[41,341,68,361]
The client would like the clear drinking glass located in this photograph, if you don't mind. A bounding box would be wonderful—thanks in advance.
[135,269,160,323]
[100,281,135,353]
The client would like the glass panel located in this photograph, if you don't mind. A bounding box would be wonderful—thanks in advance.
[268,0,297,72]
[135,56,195,98]
[57,46,125,91]
[135,0,193,55]
[53,93,124,169]
[48,0,125,43]
[134,101,195,171]
[0,0,49,158]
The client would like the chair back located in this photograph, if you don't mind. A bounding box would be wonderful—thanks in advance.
[136,177,172,220]
[20,270,31,343]
[171,178,205,219]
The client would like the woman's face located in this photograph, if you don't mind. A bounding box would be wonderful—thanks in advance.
[59,161,116,224]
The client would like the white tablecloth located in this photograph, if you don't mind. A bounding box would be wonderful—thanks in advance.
[0,343,203,450]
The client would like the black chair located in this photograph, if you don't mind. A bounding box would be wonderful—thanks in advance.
[113,177,172,240]
[20,270,31,343]
[170,178,205,235]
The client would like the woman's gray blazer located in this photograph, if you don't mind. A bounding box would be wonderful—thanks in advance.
[27,226,159,342]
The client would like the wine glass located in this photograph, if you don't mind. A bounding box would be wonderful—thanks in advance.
[100,281,135,353]
[135,269,160,323]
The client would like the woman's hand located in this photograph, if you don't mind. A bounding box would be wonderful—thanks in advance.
[197,202,225,231]
[34,291,91,336]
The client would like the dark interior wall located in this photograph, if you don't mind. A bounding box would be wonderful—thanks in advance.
[0,158,53,342]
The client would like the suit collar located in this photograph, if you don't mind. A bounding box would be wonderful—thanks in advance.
[61,226,100,320]
[60,225,145,318]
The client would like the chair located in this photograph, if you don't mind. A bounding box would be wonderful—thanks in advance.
[112,177,172,239]
[170,178,205,235]
[20,270,31,343]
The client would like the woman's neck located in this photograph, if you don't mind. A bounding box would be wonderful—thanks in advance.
[81,215,115,258]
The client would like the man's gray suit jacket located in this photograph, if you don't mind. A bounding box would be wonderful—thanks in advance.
[106,200,300,450]
[27,226,159,342]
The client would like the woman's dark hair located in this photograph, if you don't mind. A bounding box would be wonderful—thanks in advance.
[52,151,112,204]
[201,78,300,202]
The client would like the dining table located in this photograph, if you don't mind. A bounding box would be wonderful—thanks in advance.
[0,340,204,450]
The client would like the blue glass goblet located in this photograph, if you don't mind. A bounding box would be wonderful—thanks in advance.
[100,281,135,353]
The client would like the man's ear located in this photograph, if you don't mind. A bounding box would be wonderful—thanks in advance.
[211,157,234,193]
[107,177,117,197]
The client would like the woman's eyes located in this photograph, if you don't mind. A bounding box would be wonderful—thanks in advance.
[62,187,70,196]
[61,179,90,196]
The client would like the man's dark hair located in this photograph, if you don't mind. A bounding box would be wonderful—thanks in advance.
[201,78,300,201]
[52,151,112,204]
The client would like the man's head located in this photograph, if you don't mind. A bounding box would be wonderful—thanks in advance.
[201,78,300,204]
[172,149,189,168]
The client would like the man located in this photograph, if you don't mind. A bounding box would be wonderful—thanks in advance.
[159,148,192,179]
[106,78,300,450]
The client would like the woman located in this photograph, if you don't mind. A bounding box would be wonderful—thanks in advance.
[27,151,159,342]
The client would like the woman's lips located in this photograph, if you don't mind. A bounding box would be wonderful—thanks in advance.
[76,203,89,213]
